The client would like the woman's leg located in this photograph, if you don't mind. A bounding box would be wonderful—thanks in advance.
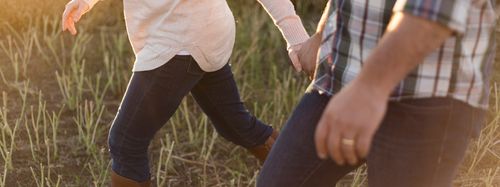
[191,64,273,148]
[257,90,361,187]
[108,56,204,182]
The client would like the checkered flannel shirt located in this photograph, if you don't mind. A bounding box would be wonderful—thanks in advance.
[313,0,497,109]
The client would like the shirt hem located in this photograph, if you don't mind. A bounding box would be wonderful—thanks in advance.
[311,83,488,110]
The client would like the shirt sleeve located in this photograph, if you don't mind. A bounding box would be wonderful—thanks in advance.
[393,0,472,34]
[257,0,310,48]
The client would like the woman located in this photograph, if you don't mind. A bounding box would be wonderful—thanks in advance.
[62,0,310,186]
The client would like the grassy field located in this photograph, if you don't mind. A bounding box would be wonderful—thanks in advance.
[0,0,498,186]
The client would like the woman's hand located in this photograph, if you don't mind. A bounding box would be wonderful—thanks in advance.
[288,33,321,79]
[62,0,90,35]
[288,44,304,73]
[296,33,321,79]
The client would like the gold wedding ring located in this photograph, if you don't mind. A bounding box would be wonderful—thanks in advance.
[341,138,355,146]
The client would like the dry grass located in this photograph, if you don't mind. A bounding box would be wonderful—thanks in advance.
[0,0,498,186]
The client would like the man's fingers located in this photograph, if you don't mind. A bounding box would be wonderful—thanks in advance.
[314,117,329,160]
[326,128,343,165]
[340,132,358,165]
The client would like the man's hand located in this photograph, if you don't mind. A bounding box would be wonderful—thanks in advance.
[314,80,387,165]
[296,33,321,79]
[313,13,452,166]
[62,0,90,35]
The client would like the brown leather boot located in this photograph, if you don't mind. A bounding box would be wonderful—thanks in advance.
[111,171,150,187]
[247,130,279,163]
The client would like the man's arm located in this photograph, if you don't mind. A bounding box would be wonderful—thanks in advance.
[356,12,452,98]
[314,12,452,165]
[316,0,332,35]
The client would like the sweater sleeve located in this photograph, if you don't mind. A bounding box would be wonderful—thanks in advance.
[82,0,100,11]
[257,0,310,48]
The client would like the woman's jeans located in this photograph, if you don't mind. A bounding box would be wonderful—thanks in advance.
[108,55,273,182]
[258,90,485,187]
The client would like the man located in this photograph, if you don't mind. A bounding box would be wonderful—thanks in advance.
[258,0,497,186]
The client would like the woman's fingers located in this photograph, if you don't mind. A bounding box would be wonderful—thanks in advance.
[62,0,79,35]
[289,51,302,72]
[64,11,77,35]
[288,45,303,72]
[67,19,77,35]
[62,4,71,31]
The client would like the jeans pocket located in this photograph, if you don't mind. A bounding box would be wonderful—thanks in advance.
[385,98,454,141]
[396,98,453,113]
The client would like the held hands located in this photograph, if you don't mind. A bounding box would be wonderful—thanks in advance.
[288,33,322,79]
[62,0,90,35]
[314,80,388,165]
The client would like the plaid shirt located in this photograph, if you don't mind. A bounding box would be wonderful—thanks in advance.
[313,0,497,109]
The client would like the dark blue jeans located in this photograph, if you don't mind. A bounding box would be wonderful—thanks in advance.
[108,55,273,182]
[258,90,485,187]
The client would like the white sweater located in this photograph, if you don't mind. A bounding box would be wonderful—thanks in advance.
[84,0,309,72]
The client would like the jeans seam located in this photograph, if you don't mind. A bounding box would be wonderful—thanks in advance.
[113,71,159,179]
[195,66,271,148]
[298,160,328,187]
[430,100,455,186]
[466,108,477,139]
[296,92,332,186]
[198,85,264,148]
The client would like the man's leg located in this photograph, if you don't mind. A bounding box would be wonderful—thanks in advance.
[190,64,273,149]
[108,56,204,182]
[257,90,360,187]
[367,98,485,187]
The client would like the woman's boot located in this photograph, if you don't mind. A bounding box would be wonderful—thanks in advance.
[111,171,150,187]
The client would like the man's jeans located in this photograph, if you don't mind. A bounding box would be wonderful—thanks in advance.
[108,55,273,182]
[258,90,485,187]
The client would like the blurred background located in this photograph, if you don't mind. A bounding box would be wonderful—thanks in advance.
[0,0,498,186]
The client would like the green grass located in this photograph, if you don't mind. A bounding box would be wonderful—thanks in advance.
[0,0,498,186]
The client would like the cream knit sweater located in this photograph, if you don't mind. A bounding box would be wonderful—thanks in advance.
[84,0,309,72]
